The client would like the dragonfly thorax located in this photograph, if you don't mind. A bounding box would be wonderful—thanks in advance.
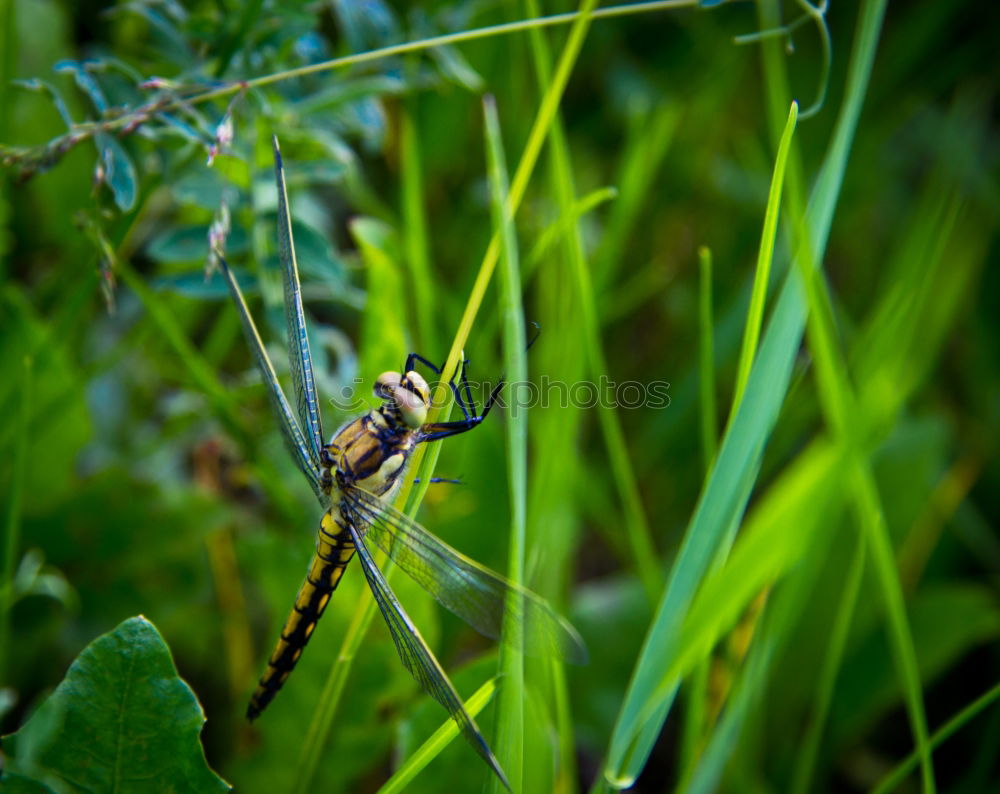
[374,370,430,430]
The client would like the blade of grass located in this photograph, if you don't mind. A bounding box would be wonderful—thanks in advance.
[602,0,891,784]
[523,187,618,285]
[629,438,850,739]
[790,534,867,794]
[376,678,500,794]
[871,679,1000,794]
[428,0,600,407]
[746,0,936,787]
[697,246,717,474]
[678,101,798,775]
[483,93,527,794]
[731,101,798,410]
[399,102,438,353]
[680,245,719,780]
[788,182,972,794]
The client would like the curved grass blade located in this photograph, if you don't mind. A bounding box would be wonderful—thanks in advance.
[343,485,587,664]
[345,512,510,791]
[484,92,527,793]
[376,677,500,794]
[603,0,892,781]
[272,135,325,462]
[215,254,323,499]
[871,679,1000,794]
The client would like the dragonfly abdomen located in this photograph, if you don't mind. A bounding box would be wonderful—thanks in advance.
[247,510,355,720]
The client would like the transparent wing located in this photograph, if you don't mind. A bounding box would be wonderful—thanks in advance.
[345,515,509,791]
[342,484,588,665]
[272,135,324,461]
[217,255,323,499]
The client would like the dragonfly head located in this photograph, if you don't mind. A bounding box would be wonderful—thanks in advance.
[375,370,430,429]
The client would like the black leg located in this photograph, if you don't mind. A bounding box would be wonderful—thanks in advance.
[404,350,480,423]
[404,352,443,375]
[411,324,540,443]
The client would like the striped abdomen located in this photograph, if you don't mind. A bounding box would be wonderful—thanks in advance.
[247,510,355,720]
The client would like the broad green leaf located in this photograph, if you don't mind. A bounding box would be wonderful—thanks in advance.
[2,616,230,794]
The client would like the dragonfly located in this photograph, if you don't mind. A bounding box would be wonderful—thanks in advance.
[213,136,586,789]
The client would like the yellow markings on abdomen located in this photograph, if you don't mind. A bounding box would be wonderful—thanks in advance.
[246,510,356,720]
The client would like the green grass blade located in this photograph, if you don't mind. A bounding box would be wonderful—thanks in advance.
[676,101,795,782]
[399,102,438,353]
[523,187,618,284]
[871,679,1000,794]
[483,94,527,793]
[697,246,717,474]
[630,439,850,793]
[791,535,867,794]
[376,678,500,794]
[666,441,849,701]
[603,0,891,784]
[402,0,601,519]
[731,101,798,410]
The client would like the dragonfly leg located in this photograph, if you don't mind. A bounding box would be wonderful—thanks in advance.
[404,352,443,375]
[404,351,480,423]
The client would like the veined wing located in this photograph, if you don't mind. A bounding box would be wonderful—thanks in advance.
[345,514,510,791]
[272,136,325,462]
[342,484,588,665]
[217,255,324,499]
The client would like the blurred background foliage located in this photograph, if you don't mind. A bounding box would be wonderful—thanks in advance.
[1,0,998,792]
